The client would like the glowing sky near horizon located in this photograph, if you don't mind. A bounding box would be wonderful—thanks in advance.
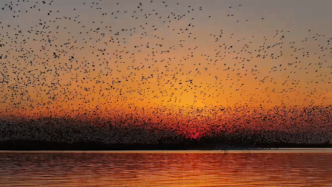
[0,0,332,118]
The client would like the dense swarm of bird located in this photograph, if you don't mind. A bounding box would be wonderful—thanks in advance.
[0,0,331,146]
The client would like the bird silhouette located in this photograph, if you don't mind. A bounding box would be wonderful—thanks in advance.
[0,0,331,147]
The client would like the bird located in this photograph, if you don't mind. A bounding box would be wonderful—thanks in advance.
[0,0,330,148]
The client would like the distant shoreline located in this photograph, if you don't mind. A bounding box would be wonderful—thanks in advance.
[3,149,332,154]
[1,140,332,151]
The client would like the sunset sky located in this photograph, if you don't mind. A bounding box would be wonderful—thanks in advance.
[0,0,332,119]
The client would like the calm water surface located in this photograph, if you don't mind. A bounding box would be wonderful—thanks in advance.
[1,149,332,186]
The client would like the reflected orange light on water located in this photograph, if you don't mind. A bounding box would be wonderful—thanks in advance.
[1,152,332,186]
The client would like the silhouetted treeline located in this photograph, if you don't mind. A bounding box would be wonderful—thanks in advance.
[1,105,332,150]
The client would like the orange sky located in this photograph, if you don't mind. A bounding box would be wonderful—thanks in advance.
[0,0,332,119]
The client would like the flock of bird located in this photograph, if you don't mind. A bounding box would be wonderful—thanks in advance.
[0,0,332,146]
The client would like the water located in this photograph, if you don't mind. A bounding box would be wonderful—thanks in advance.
[1,149,332,186]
